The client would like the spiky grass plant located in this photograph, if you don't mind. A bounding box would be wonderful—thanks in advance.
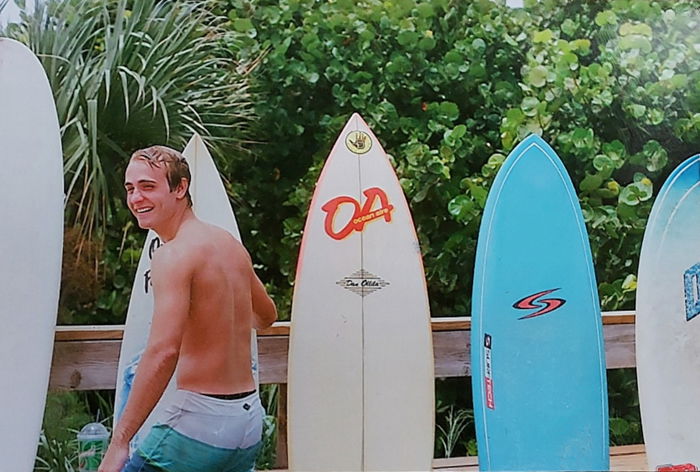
[2,0,257,242]
[34,431,78,472]
[256,384,280,469]
[436,406,473,458]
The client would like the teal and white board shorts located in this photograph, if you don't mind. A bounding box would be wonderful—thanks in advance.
[123,389,264,472]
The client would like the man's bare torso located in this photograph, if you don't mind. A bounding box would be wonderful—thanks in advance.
[158,219,256,395]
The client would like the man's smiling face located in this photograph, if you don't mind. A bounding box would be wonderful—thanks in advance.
[124,158,178,230]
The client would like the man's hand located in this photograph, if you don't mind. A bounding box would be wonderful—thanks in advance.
[98,440,129,472]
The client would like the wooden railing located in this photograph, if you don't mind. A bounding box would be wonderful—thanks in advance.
[48,312,637,468]
[49,312,635,390]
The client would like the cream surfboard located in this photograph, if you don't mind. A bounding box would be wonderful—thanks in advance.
[287,113,434,471]
[0,39,63,471]
[115,134,259,448]
[637,154,700,470]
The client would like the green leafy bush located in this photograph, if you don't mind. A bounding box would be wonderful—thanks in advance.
[223,0,700,319]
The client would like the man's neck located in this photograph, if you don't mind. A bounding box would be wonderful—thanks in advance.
[155,207,195,242]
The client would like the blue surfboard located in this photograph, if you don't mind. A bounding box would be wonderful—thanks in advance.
[471,134,609,471]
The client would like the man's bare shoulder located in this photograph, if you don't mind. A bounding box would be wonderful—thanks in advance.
[151,239,193,273]
[170,221,250,262]
[204,223,249,253]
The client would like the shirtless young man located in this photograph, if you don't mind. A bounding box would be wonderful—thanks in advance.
[99,146,277,472]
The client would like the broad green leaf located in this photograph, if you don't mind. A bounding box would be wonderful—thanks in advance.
[648,109,664,126]
[619,22,653,37]
[619,181,653,206]
[621,274,637,291]
[572,127,594,149]
[448,195,473,217]
[619,35,652,53]
[533,29,553,43]
[416,3,434,18]
[419,36,436,51]
[397,30,419,46]
[440,101,460,121]
[641,141,668,172]
[413,186,430,203]
[505,108,525,123]
[561,52,578,70]
[617,202,636,219]
[467,182,488,208]
[571,39,591,54]
[561,19,577,37]
[428,159,445,174]
[628,104,646,118]
[482,153,505,178]
[233,18,255,33]
[580,174,603,192]
[593,155,614,172]
[472,38,486,52]
[521,97,540,117]
[595,10,618,27]
[669,74,688,89]
[527,65,548,87]
[450,124,467,140]
[445,50,462,64]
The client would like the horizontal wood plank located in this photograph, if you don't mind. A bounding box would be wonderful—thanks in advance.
[430,444,647,471]
[54,325,124,342]
[434,330,470,377]
[50,340,120,390]
[604,323,636,369]
[52,313,633,342]
[49,314,636,391]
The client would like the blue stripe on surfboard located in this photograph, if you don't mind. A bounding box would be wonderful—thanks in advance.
[471,134,608,471]
[644,156,700,270]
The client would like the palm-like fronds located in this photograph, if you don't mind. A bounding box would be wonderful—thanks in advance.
[3,0,256,239]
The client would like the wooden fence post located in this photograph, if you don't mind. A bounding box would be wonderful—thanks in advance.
[275,383,288,469]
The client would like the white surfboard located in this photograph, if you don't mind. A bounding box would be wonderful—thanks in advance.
[0,39,63,471]
[637,154,700,470]
[115,134,259,448]
[287,113,434,471]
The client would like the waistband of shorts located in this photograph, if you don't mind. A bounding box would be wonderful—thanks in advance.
[202,389,256,400]
[171,389,260,415]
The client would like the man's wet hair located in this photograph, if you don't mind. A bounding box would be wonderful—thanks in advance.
[131,145,193,207]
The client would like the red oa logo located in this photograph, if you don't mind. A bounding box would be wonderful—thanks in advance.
[321,187,394,240]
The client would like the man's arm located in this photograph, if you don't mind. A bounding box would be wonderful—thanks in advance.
[251,269,277,329]
[103,245,191,460]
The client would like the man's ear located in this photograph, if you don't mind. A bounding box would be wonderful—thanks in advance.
[175,177,189,200]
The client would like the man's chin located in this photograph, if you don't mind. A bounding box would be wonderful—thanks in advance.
[135,218,154,230]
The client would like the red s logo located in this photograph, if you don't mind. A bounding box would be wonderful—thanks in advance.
[513,289,566,320]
